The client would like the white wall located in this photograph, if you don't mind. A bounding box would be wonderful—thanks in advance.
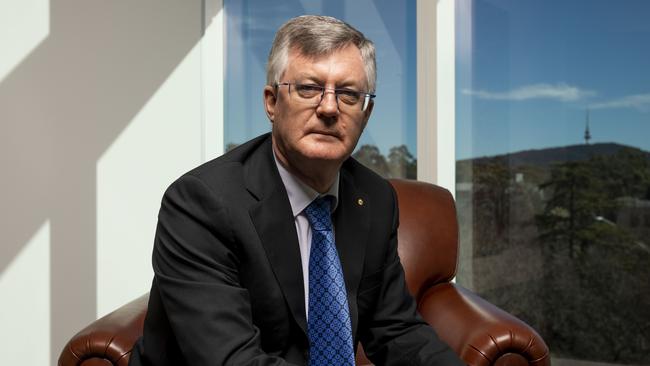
[0,1,223,364]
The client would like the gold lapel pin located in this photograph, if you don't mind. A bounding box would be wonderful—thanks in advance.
[357,198,364,206]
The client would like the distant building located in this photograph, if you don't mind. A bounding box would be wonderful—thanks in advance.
[515,172,524,183]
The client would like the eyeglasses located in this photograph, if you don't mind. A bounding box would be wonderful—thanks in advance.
[275,82,376,112]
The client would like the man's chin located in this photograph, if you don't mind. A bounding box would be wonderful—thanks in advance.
[300,147,349,164]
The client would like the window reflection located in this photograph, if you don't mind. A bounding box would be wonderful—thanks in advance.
[456,1,650,364]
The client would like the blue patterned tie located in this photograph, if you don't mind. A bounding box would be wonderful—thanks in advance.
[305,197,355,366]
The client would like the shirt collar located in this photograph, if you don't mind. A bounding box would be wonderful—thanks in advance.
[273,151,340,217]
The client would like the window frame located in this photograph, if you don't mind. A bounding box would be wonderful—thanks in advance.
[417,0,456,194]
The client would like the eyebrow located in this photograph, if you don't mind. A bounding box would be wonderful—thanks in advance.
[294,73,364,90]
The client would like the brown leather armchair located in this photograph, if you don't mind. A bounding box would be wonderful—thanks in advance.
[58,179,550,366]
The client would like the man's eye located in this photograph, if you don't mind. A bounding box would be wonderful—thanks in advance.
[337,89,361,103]
[296,84,322,93]
[337,89,360,97]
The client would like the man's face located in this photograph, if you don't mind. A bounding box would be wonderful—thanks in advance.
[264,44,373,169]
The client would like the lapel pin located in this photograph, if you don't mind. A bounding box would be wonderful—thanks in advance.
[357,198,364,206]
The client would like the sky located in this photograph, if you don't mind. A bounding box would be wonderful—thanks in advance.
[224,0,416,156]
[223,0,650,162]
[456,0,650,160]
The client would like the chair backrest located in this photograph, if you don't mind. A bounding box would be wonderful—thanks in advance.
[389,179,459,301]
[59,179,461,366]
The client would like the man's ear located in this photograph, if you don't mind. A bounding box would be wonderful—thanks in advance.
[263,85,277,122]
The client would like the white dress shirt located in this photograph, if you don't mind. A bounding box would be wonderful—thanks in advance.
[273,152,339,319]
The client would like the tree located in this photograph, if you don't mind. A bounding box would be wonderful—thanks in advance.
[387,145,417,179]
[353,144,390,177]
[537,161,616,257]
[471,160,512,256]
[590,147,650,200]
[536,157,650,362]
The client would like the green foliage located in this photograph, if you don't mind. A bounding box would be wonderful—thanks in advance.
[460,145,650,363]
[590,147,650,199]
[537,161,619,257]
[387,145,417,179]
[353,144,389,177]
[537,150,650,255]
[472,161,512,254]
[534,149,650,362]
[353,144,417,179]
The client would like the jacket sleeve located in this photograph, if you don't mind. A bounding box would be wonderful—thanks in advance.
[359,186,466,366]
[144,174,299,366]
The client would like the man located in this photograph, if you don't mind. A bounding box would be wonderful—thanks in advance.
[130,15,464,366]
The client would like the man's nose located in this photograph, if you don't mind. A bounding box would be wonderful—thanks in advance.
[317,90,339,117]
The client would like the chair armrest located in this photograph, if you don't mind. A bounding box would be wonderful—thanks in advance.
[58,294,149,366]
[418,283,549,366]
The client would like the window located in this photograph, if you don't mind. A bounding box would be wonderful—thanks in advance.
[456,0,650,364]
[224,0,417,178]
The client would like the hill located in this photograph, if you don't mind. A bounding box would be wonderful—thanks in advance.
[463,143,650,167]
[456,143,650,185]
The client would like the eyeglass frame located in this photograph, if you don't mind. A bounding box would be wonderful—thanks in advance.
[275,82,376,112]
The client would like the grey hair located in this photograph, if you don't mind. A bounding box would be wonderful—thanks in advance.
[266,15,376,93]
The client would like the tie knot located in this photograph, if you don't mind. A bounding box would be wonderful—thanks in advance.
[304,196,333,231]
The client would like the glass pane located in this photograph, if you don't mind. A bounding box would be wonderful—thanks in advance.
[456,1,650,364]
[224,0,417,178]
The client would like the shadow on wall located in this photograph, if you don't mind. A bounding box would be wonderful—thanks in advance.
[0,0,220,363]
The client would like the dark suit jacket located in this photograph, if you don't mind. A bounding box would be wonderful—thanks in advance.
[130,134,463,366]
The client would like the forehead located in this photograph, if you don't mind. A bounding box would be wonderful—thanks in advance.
[284,44,367,86]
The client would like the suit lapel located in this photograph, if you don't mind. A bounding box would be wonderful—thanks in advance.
[334,166,370,337]
[245,138,308,337]
[243,137,371,340]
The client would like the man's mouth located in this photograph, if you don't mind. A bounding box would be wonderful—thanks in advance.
[310,130,340,139]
